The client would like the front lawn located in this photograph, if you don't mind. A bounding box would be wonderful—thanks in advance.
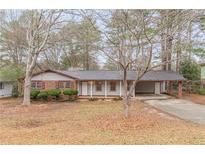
[0,98,205,144]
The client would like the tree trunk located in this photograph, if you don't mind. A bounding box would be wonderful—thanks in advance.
[22,73,31,105]
[123,69,130,118]
[161,33,167,71]
[167,34,173,71]
[123,96,129,118]
[85,43,89,70]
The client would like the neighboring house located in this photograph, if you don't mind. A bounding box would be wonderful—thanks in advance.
[201,63,205,87]
[0,79,13,98]
[30,69,185,97]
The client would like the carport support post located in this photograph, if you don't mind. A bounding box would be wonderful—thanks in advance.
[90,81,93,98]
[168,81,173,95]
[178,80,183,97]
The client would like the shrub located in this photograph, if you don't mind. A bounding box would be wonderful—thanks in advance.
[113,96,123,101]
[47,89,61,99]
[198,88,205,95]
[12,91,19,98]
[63,89,73,96]
[63,89,78,101]
[89,97,98,101]
[37,91,48,100]
[69,95,76,102]
[30,89,40,99]
[72,89,78,95]
[12,84,19,97]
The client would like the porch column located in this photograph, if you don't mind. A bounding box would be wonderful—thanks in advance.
[120,81,122,97]
[178,80,183,97]
[105,81,107,98]
[90,81,93,98]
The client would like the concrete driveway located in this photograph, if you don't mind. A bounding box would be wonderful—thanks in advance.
[142,98,205,125]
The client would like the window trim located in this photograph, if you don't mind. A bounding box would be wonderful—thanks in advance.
[58,81,72,89]
[110,81,116,92]
[31,81,44,90]
[95,81,102,91]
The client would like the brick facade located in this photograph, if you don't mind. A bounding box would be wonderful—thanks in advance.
[31,80,77,90]
[44,81,58,89]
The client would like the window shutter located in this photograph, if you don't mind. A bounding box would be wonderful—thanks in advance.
[42,82,45,89]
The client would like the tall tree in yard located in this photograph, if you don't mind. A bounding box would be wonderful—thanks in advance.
[0,10,27,68]
[50,17,101,70]
[87,10,159,117]
[86,10,185,117]
[22,10,64,105]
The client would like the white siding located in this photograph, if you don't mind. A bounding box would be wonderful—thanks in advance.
[161,81,166,93]
[31,72,74,81]
[80,81,123,96]
[155,82,161,94]
[0,82,13,97]
[135,81,155,93]
[88,81,105,96]
[107,81,121,96]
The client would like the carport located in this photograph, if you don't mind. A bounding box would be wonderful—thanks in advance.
[133,71,185,97]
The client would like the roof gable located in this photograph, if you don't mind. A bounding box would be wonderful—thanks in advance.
[32,69,78,80]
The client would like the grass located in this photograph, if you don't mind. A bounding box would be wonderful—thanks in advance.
[1,98,205,144]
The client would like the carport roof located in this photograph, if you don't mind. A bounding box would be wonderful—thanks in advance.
[51,70,185,81]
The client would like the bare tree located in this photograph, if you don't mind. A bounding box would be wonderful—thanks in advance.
[83,10,158,117]
[83,10,186,117]
[23,10,64,105]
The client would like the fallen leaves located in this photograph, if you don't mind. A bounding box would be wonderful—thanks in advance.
[0,98,205,144]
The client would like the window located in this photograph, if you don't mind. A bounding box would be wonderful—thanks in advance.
[31,81,44,89]
[96,81,102,91]
[0,82,4,89]
[110,81,116,91]
[58,82,64,89]
[65,82,71,88]
[58,81,72,89]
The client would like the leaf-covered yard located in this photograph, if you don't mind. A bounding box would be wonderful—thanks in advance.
[1,98,205,144]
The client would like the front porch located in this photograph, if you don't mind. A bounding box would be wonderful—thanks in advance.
[77,80,126,98]
[77,80,184,98]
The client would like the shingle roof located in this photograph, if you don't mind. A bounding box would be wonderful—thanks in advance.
[55,70,185,81]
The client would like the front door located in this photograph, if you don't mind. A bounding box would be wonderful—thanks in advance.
[82,82,88,95]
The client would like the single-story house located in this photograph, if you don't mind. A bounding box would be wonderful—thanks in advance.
[30,69,185,97]
[0,78,14,98]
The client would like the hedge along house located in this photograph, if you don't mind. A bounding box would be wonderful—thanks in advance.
[30,69,185,97]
